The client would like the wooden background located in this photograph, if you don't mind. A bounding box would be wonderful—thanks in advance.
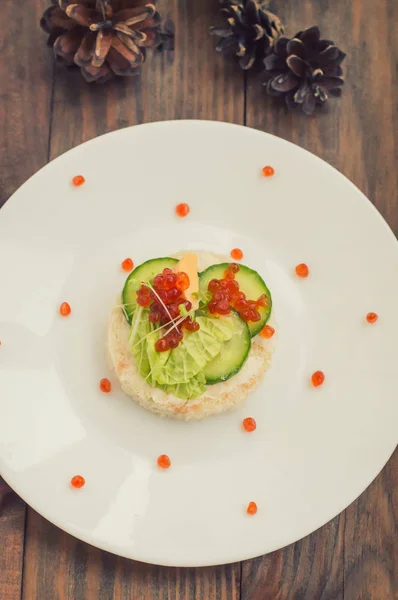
[1,0,397,598]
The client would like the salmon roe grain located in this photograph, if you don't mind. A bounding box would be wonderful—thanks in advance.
[157,454,171,469]
[122,258,134,273]
[59,302,71,317]
[262,165,275,177]
[231,248,244,261]
[71,475,85,488]
[247,501,258,515]
[366,312,378,324]
[72,175,85,187]
[260,325,275,339]
[242,417,257,432]
[295,263,309,278]
[176,203,190,217]
[100,378,112,393]
[311,371,325,387]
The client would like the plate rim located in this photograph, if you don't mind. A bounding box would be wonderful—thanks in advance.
[1,119,397,567]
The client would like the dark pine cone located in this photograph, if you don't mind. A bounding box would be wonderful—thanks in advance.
[210,0,284,70]
[40,0,162,83]
[264,26,346,115]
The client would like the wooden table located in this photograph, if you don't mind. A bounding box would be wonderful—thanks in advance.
[1,1,397,598]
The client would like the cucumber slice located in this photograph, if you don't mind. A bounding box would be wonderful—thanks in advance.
[199,263,272,337]
[203,311,251,384]
[122,257,178,323]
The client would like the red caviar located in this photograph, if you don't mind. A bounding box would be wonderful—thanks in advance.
[207,264,268,323]
[295,263,309,278]
[231,248,243,261]
[247,502,258,515]
[59,302,71,317]
[122,258,134,273]
[366,312,378,324]
[71,475,85,488]
[262,166,275,177]
[157,454,171,469]
[140,268,197,352]
[311,371,325,387]
[260,325,275,339]
[242,417,257,432]
[100,378,112,393]
[176,203,190,217]
[72,175,85,187]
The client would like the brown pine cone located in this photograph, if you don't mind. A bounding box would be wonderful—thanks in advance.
[40,0,162,83]
[210,0,284,70]
[264,26,346,115]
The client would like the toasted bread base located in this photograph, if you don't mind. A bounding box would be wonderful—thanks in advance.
[107,303,274,421]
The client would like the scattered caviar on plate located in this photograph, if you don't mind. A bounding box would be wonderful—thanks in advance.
[59,302,71,317]
[262,165,275,177]
[260,325,275,339]
[100,378,112,393]
[122,258,134,273]
[230,248,243,261]
[242,417,257,432]
[311,371,325,387]
[366,312,378,324]
[295,263,309,278]
[72,175,85,187]
[71,475,85,488]
[247,501,258,515]
[157,454,171,469]
[176,203,190,217]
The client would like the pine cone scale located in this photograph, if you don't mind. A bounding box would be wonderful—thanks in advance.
[65,5,97,27]
[54,29,84,64]
[117,31,140,54]
[287,39,305,59]
[74,31,96,66]
[116,6,154,25]
[286,55,306,77]
[41,7,76,32]
[271,72,298,93]
[92,29,112,67]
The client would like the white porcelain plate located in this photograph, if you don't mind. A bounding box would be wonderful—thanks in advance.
[0,121,397,567]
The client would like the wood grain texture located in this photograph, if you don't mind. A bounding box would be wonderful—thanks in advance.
[1,0,397,598]
[0,0,52,598]
[49,0,244,160]
[344,448,398,600]
[241,519,344,600]
[23,511,240,600]
[244,0,398,598]
[0,480,26,600]
[21,1,243,598]
[0,0,53,209]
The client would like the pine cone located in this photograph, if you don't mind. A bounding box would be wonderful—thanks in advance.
[210,0,284,70]
[40,0,162,83]
[263,26,346,115]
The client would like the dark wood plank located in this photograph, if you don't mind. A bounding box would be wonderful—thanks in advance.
[243,0,398,598]
[0,0,53,208]
[22,1,244,598]
[0,0,53,598]
[344,448,398,600]
[241,518,344,600]
[23,512,241,600]
[48,0,243,160]
[0,480,26,600]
